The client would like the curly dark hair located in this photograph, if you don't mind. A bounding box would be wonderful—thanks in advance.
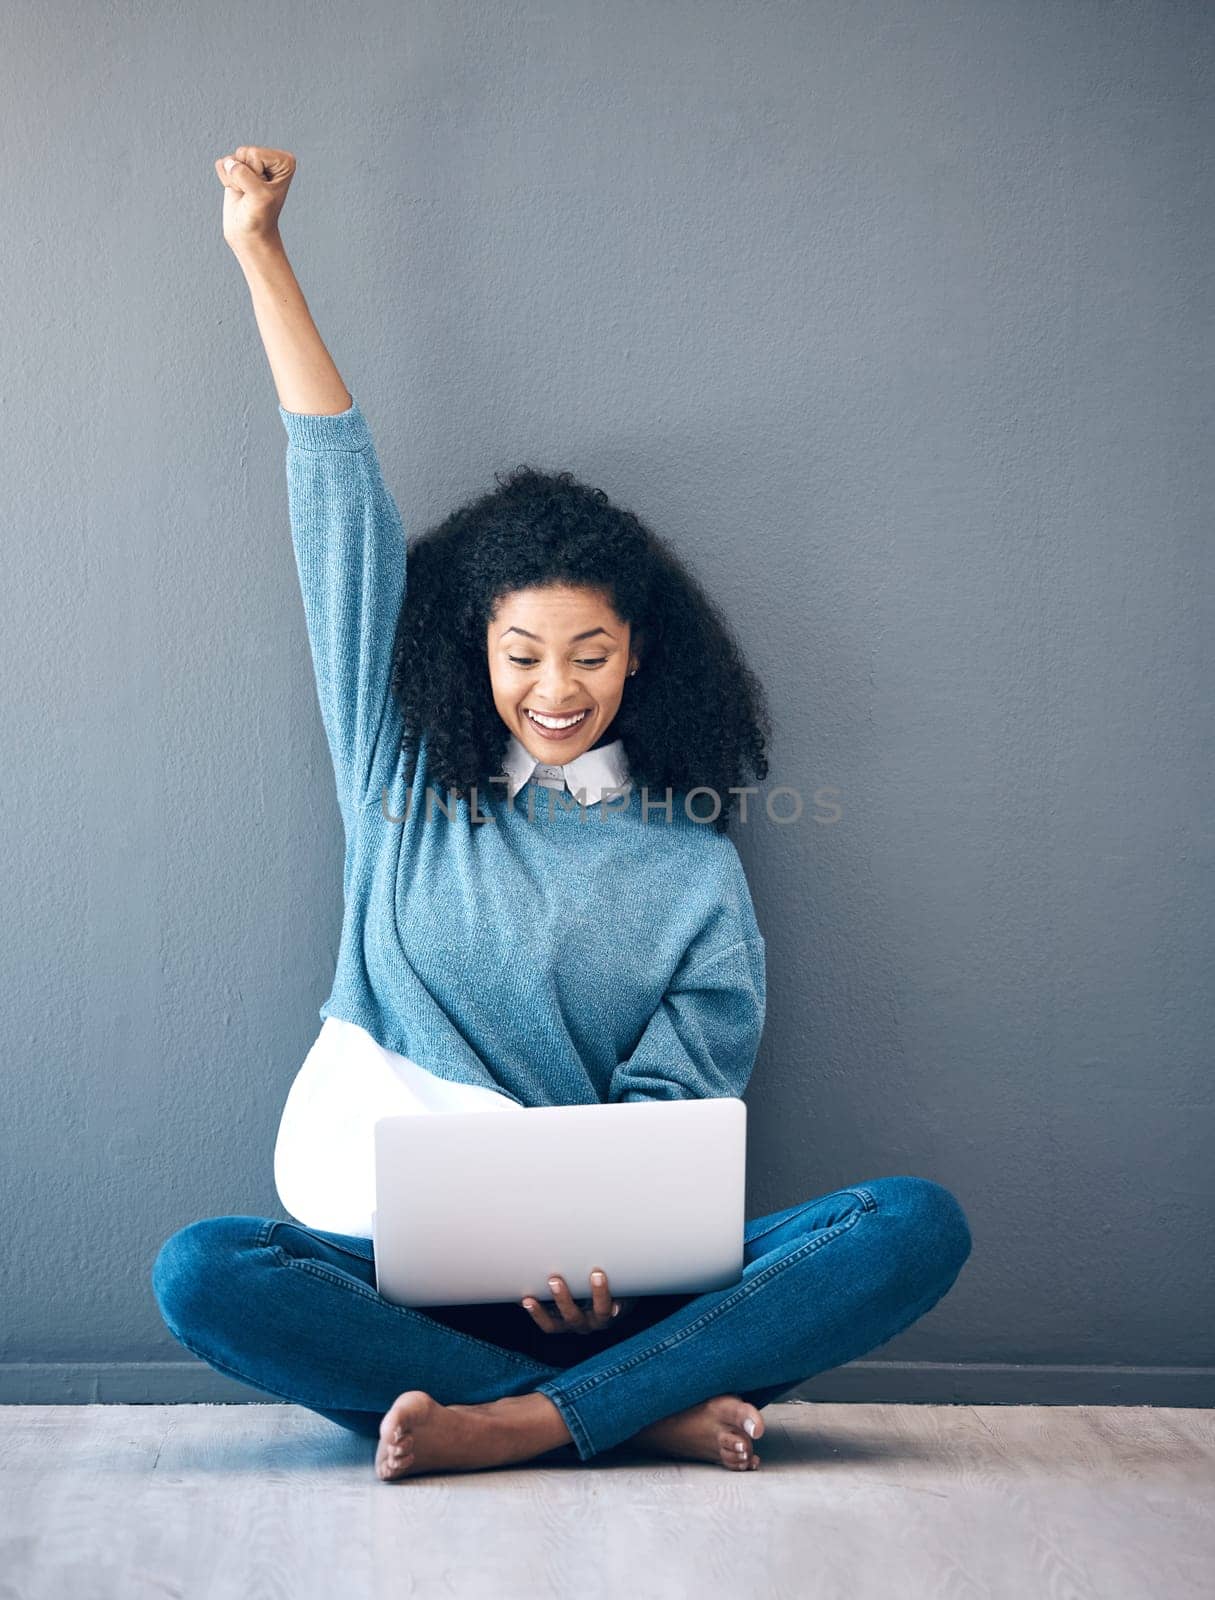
[389,463,772,833]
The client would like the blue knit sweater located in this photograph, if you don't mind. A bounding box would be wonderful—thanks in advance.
[279,398,766,1108]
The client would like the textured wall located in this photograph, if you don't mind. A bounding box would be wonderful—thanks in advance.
[2,0,1211,1406]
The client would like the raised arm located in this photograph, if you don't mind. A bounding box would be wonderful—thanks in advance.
[217,145,406,831]
[215,144,350,415]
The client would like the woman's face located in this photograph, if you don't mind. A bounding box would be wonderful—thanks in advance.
[486,583,638,765]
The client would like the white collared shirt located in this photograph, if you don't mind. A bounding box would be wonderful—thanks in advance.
[499,731,633,808]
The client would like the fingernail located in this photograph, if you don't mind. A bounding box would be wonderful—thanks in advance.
[611,1303,620,1316]
[548,1278,560,1289]
[224,158,235,172]
[592,1272,605,1283]
[743,1417,756,1437]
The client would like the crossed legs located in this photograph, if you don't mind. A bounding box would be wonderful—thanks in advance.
[152,1175,972,1476]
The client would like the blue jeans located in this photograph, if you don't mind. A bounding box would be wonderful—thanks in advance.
[151,1174,971,1461]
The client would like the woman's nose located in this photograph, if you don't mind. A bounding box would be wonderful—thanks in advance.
[535,669,580,703]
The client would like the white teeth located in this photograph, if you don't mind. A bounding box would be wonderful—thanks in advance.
[526,708,588,730]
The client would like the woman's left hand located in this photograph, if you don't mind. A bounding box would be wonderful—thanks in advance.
[522,1269,637,1335]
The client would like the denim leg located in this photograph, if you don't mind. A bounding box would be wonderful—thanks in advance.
[151,1215,575,1442]
[534,1175,974,1461]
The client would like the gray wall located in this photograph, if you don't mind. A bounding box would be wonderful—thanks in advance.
[2,1,1211,1408]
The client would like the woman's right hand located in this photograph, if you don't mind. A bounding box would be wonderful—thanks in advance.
[522,1270,638,1336]
[214,144,295,252]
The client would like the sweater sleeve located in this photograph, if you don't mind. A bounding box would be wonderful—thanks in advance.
[606,936,767,1103]
[279,399,407,831]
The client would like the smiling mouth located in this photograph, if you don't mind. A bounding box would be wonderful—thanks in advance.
[524,707,591,735]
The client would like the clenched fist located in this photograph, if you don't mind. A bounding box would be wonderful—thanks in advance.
[214,144,296,251]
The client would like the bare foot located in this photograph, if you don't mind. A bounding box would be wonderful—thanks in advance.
[375,1391,570,1481]
[629,1394,765,1470]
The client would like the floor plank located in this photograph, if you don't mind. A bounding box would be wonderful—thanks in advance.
[0,1402,1210,1600]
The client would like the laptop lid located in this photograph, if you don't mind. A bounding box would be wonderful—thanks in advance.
[372,1097,747,1307]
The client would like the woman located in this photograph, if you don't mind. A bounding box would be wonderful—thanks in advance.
[152,145,973,1484]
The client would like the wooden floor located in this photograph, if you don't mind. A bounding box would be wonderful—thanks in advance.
[1,1401,1211,1599]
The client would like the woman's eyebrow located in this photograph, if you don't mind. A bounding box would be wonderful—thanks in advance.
[499,626,616,642]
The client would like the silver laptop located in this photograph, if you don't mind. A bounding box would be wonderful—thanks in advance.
[372,1097,747,1307]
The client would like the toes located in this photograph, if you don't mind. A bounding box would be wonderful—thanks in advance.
[379,1389,429,1445]
[721,1431,752,1468]
[378,1446,415,1480]
[375,1416,417,1480]
[729,1399,764,1442]
[379,1410,403,1445]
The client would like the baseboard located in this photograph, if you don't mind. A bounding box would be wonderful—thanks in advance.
[1,1361,1211,1407]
